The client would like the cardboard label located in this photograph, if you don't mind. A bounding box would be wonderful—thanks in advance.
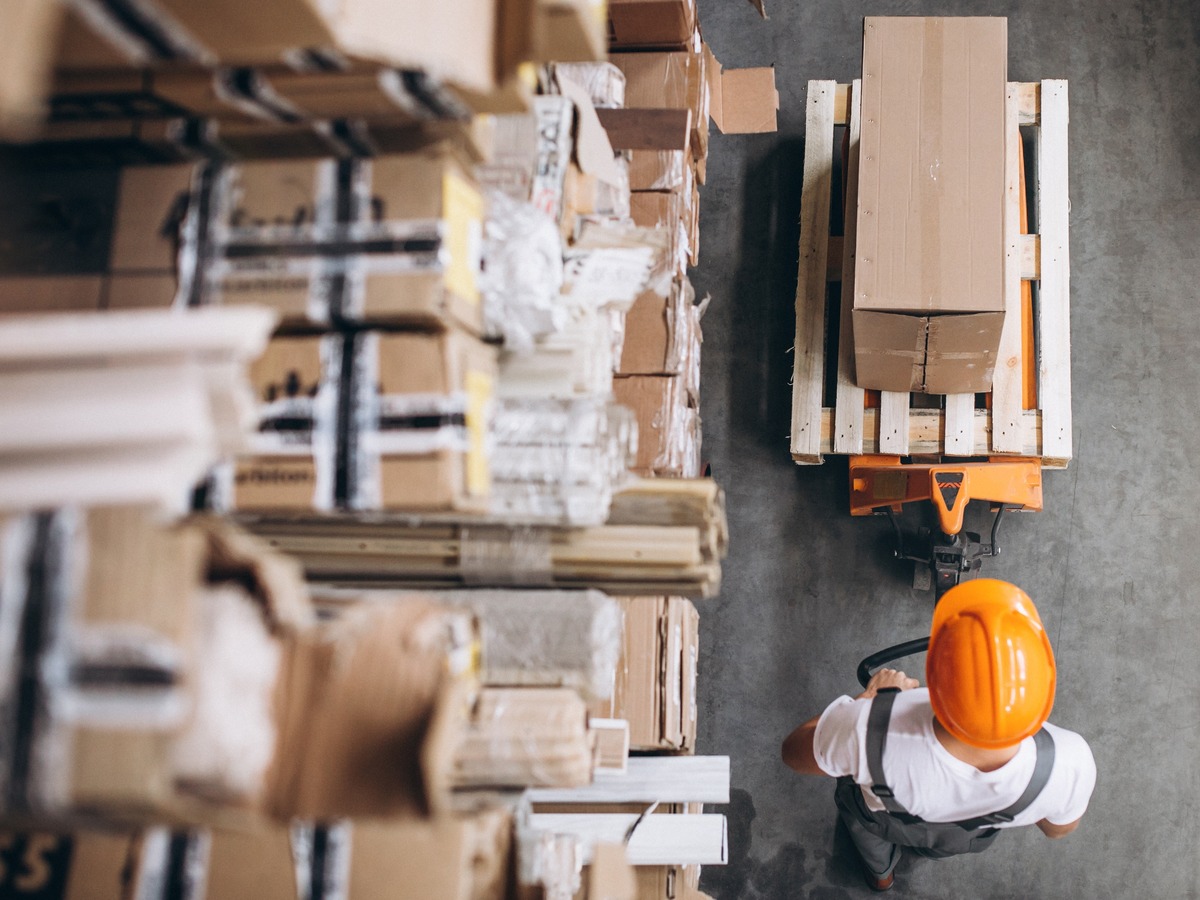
[441,172,484,306]
[465,370,493,497]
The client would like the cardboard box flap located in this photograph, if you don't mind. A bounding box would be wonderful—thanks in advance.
[597,107,691,152]
[851,309,926,393]
[924,311,1004,394]
[747,0,766,17]
[557,76,624,187]
[192,516,315,634]
[705,46,778,135]
[712,68,779,134]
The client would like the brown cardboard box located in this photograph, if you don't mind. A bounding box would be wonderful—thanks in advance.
[612,375,699,478]
[350,329,496,514]
[223,334,342,513]
[54,0,504,96]
[612,51,709,163]
[49,66,470,126]
[608,0,696,49]
[0,0,62,137]
[266,597,473,820]
[349,811,513,900]
[852,17,1008,394]
[589,597,696,752]
[199,147,485,332]
[618,279,697,377]
[0,831,135,900]
[205,827,299,900]
[629,150,690,192]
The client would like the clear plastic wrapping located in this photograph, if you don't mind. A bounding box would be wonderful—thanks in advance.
[171,585,281,805]
[435,589,622,700]
[452,687,593,790]
[551,62,627,109]
[488,398,636,526]
[481,191,566,352]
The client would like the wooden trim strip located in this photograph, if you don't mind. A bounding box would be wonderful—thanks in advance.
[833,79,865,455]
[790,81,837,464]
[1037,80,1072,463]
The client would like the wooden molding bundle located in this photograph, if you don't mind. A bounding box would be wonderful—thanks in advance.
[239,478,727,597]
[0,307,276,512]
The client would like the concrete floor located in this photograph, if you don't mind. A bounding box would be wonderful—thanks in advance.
[691,1,1200,897]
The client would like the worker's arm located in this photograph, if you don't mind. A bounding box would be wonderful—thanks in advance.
[781,669,920,776]
[1036,817,1081,839]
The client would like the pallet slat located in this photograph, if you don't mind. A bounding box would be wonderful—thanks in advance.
[991,82,1026,453]
[789,81,837,463]
[878,392,910,455]
[821,408,1047,459]
[833,79,865,455]
[1037,80,1072,462]
[943,393,976,456]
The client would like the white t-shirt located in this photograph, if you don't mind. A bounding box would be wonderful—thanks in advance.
[814,688,1096,828]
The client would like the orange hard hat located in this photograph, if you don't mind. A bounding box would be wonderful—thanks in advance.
[926,579,1056,749]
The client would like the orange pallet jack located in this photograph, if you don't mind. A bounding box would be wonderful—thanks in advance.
[845,146,1044,600]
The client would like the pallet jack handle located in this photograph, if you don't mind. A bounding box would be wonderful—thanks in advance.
[857,637,930,689]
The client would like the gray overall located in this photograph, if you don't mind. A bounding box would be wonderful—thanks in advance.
[834,688,1057,877]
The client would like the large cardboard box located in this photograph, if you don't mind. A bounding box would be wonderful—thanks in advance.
[349,329,496,514]
[0,509,311,827]
[612,51,709,163]
[852,17,1008,394]
[54,0,505,95]
[348,811,513,900]
[196,148,485,332]
[219,334,342,513]
[0,831,134,899]
[608,0,696,49]
[618,280,699,377]
[590,597,697,752]
[266,597,474,820]
[612,375,700,478]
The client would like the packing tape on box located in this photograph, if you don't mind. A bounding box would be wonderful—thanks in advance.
[174,158,476,325]
[134,828,212,900]
[459,526,554,586]
[291,821,352,900]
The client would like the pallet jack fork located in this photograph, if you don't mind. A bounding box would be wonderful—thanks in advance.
[849,455,1043,598]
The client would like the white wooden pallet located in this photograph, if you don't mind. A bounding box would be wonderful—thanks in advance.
[789,80,1071,468]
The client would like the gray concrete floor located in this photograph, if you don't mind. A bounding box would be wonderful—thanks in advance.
[691,1,1200,897]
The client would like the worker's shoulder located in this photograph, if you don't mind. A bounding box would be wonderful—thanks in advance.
[1041,721,1096,771]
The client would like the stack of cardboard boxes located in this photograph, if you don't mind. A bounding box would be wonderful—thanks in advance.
[0,0,774,896]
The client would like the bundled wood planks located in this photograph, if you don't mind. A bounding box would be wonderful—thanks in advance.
[239,478,727,597]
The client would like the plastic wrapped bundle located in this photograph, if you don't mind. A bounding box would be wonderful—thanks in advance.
[497,305,620,399]
[490,398,636,525]
[551,62,627,108]
[452,688,593,789]
[481,191,566,352]
[435,589,622,700]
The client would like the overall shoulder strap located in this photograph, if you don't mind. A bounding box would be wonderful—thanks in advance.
[955,728,1057,830]
[866,688,919,819]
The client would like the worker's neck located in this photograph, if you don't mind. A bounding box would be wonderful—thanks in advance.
[932,718,1020,772]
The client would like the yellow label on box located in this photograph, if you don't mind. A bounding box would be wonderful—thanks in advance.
[465,368,492,496]
[442,172,484,306]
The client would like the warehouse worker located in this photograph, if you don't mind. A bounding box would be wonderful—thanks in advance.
[781,580,1096,892]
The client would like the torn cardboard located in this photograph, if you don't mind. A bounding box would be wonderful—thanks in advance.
[852,17,1008,394]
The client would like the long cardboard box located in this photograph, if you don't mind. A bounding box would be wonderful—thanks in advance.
[852,17,1008,394]
[608,0,696,50]
[612,375,700,478]
[590,597,697,752]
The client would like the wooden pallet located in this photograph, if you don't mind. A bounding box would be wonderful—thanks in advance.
[790,80,1071,467]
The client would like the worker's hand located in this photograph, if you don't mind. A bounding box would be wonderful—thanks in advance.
[858,668,920,699]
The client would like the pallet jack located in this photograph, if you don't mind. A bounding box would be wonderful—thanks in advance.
[843,132,1046,602]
